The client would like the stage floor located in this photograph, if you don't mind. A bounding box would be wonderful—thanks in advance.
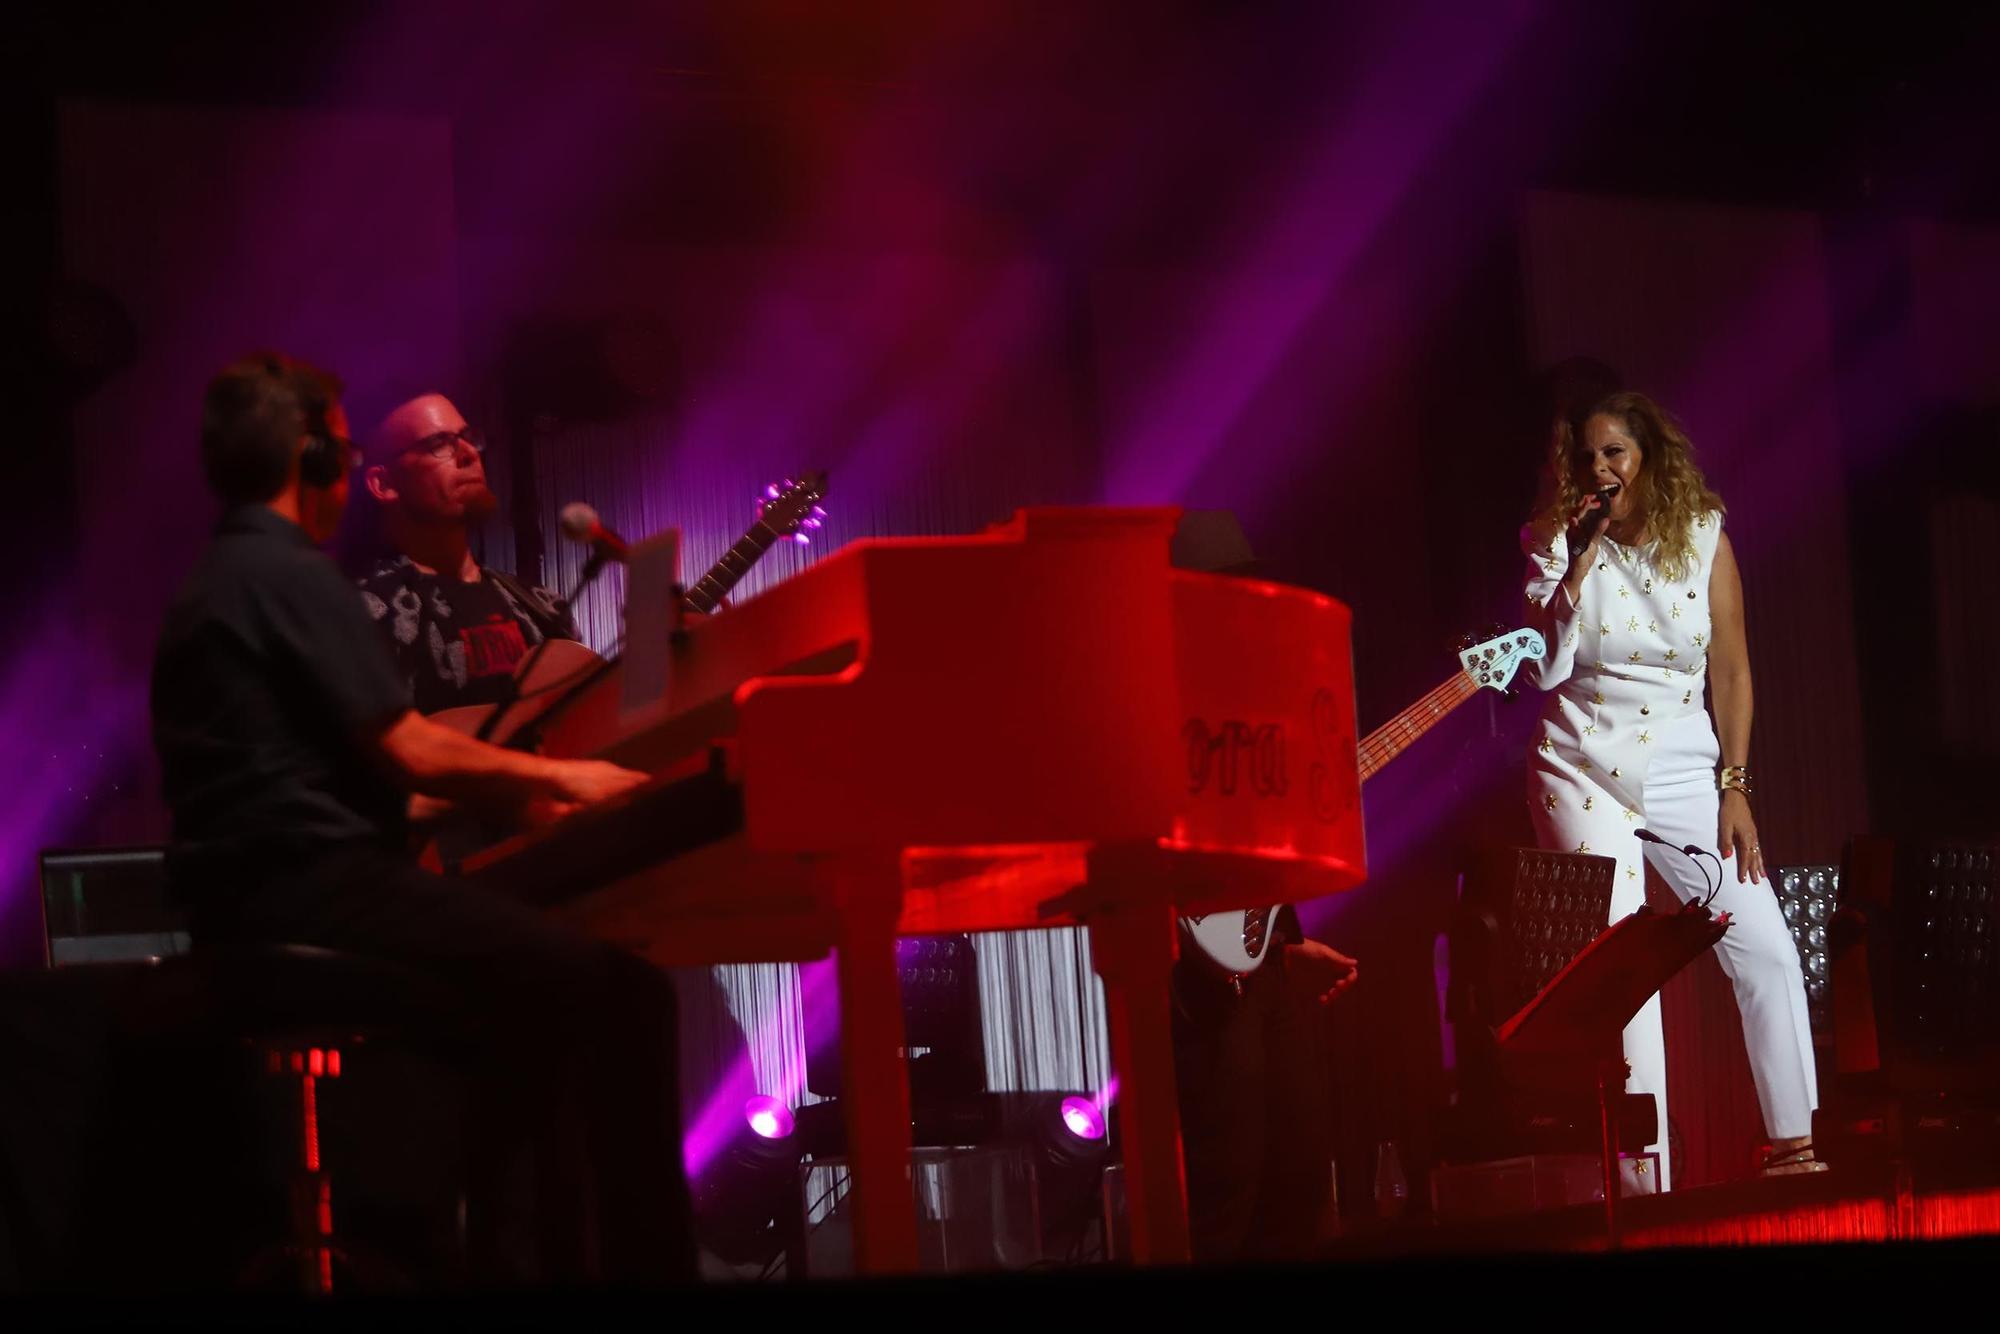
[1319,1160,2000,1257]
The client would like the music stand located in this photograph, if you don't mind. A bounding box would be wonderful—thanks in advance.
[619,528,682,722]
[1493,902,1730,1241]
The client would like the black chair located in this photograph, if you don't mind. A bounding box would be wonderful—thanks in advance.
[75,943,488,1293]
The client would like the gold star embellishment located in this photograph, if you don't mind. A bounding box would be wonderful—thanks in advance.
[1583,723,1597,735]
[1545,794,1558,811]
[1578,758,1593,771]
[1610,767,1622,778]
[1665,649,1678,661]
[1583,796,1595,811]
[1683,689,1693,704]
[1626,616,1640,632]
[1628,650,1643,663]
[1624,807,1639,822]
[1616,585,1629,599]
[1671,604,1682,619]
[1693,632,1706,647]
[1566,631,1577,647]
[1626,866,1638,880]
[1638,729,1653,745]
[1577,841,1591,854]
[1648,620,1658,633]
[1593,690,1605,705]
[1600,623,1612,636]
[1539,736,1553,754]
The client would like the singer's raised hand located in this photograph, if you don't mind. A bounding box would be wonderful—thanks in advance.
[1561,491,1612,596]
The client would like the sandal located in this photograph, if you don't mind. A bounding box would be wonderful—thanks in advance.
[1759,1135,1829,1176]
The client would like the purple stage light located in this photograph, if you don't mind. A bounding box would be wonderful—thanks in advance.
[745,1094,795,1140]
[1059,1095,1106,1141]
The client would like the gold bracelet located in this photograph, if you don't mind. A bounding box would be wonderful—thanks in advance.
[1718,765,1753,796]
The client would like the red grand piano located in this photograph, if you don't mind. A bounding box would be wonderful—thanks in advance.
[467,506,1365,1272]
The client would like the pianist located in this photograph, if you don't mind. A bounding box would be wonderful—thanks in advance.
[151,353,696,1283]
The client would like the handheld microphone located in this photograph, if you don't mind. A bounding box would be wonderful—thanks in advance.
[559,502,629,563]
[1576,485,1617,541]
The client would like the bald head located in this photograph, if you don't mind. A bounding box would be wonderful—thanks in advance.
[369,393,460,461]
[362,392,497,527]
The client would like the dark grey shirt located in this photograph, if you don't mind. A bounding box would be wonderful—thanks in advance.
[151,506,412,893]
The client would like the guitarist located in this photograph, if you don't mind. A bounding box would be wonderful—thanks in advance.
[1174,907,1360,1261]
[1169,513,1362,1262]
[355,391,580,718]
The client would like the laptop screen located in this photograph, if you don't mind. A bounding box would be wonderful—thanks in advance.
[37,846,189,967]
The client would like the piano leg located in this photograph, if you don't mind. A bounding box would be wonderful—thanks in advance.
[1088,896,1193,1265]
[827,857,921,1275]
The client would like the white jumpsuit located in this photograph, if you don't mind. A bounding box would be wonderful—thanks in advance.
[1521,510,1816,1189]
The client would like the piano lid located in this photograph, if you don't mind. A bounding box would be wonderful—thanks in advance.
[734,508,1363,893]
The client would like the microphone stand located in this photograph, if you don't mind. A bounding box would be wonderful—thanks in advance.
[510,579,691,753]
[473,550,615,745]
[1635,830,1723,910]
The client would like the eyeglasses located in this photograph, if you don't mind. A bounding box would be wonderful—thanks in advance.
[406,426,486,462]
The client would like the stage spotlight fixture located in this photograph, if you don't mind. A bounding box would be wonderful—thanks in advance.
[1012,1092,1114,1259]
[1058,1096,1107,1143]
[691,1096,807,1266]
[745,1094,795,1141]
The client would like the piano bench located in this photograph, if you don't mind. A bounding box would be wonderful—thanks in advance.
[81,945,488,1293]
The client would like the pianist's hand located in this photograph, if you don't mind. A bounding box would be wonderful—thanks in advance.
[546,758,652,809]
[1283,940,1359,1007]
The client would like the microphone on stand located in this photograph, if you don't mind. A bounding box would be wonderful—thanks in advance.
[475,501,625,746]
[1634,828,1721,907]
[552,500,633,613]
[560,502,629,580]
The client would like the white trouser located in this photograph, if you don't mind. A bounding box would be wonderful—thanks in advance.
[1529,712,1817,1189]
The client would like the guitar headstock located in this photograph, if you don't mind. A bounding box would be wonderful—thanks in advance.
[756,471,829,545]
[1455,624,1545,694]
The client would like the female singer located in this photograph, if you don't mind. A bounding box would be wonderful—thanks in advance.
[1520,390,1821,1188]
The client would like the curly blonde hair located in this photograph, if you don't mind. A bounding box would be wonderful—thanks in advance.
[1544,390,1725,583]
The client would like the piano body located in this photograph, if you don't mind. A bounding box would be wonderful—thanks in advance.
[467,506,1366,1271]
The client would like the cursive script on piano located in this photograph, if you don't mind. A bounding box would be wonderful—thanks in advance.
[1182,717,1288,799]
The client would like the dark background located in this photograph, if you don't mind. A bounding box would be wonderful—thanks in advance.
[3,0,1996,1201]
